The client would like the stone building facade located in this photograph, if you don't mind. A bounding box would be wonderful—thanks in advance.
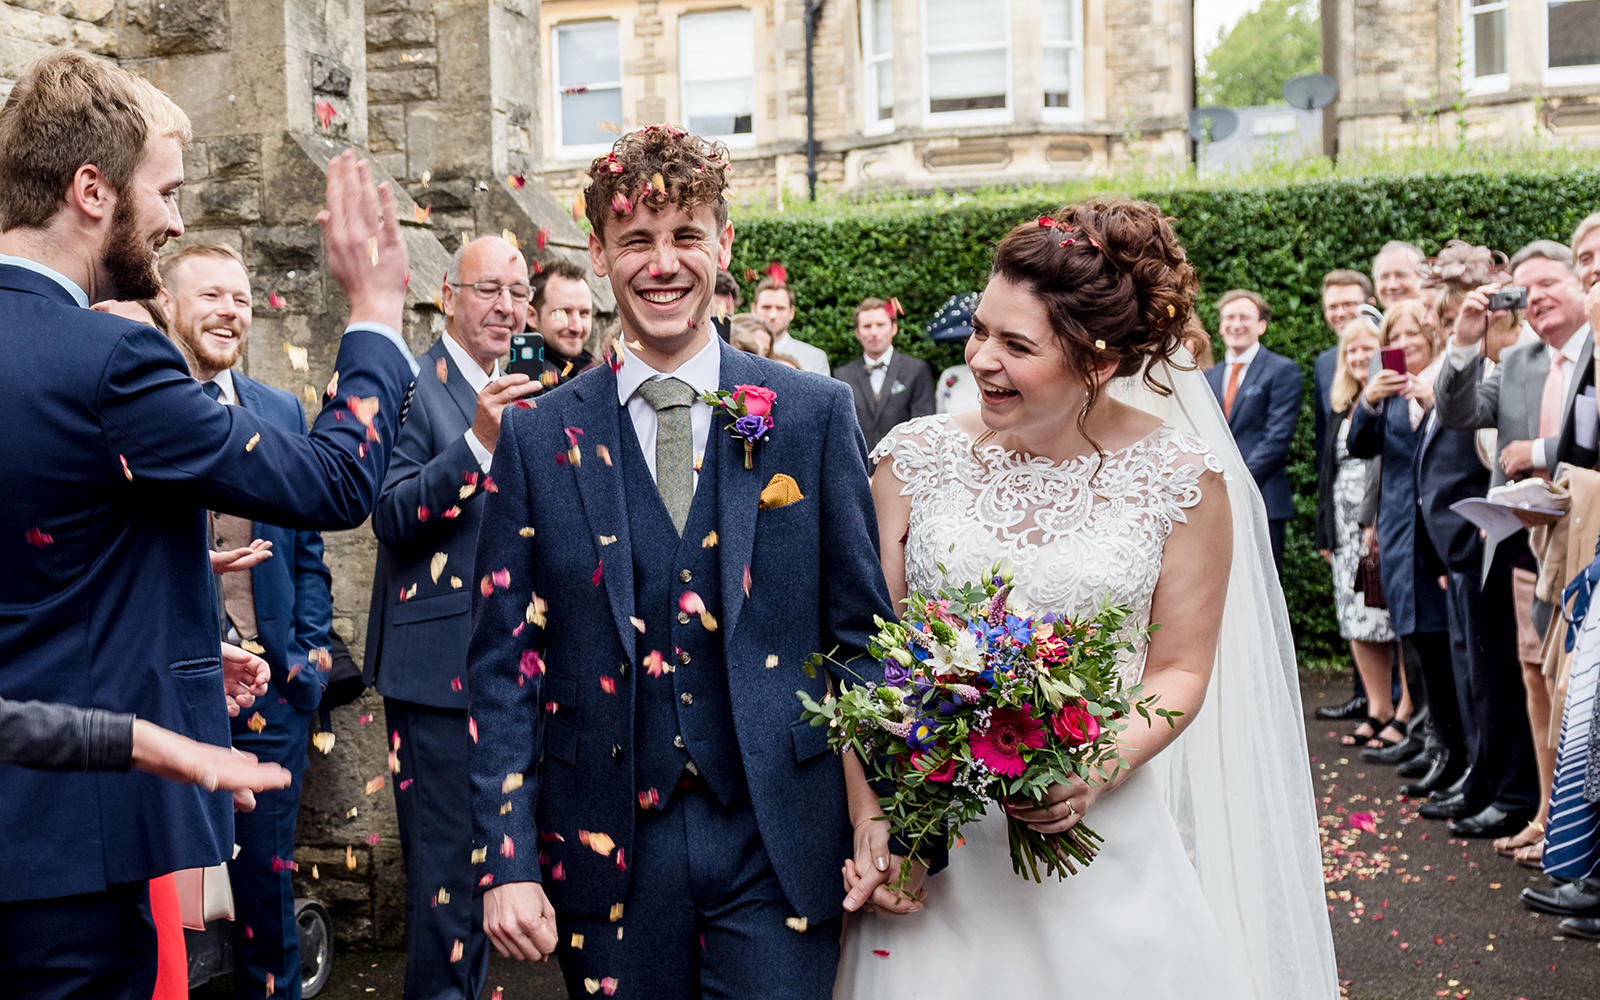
[1327,0,1600,151]
[1,0,601,947]
[537,0,1195,207]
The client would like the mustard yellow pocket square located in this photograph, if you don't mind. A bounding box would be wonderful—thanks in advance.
[758,473,804,511]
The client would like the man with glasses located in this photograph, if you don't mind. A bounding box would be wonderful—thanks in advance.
[363,235,538,1000]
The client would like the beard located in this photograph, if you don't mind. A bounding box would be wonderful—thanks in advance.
[99,196,162,301]
[175,315,247,379]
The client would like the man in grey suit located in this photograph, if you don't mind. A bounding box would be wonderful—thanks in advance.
[364,235,540,999]
[835,297,936,451]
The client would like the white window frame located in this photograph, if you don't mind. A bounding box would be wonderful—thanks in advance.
[551,19,624,159]
[677,7,757,148]
[862,0,895,134]
[920,0,1012,127]
[1040,0,1084,123]
[1462,0,1509,93]
[1544,0,1600,86]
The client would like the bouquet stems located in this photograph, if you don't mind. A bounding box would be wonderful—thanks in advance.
[1005,816,1103,882]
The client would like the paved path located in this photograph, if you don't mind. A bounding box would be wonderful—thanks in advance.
[201,678,1600,999]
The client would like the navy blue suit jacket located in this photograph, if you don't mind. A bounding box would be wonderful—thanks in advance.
[466,341,894,923]
[1414,413,1491,576]
[1347,397,1449,636]
[0,263,412,902]
[365,338,488,710]
[231,372,332,715]
[1206,346,1304,520]
[1312,346,1338,469]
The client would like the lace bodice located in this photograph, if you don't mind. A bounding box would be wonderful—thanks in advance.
[872,414,1224,681]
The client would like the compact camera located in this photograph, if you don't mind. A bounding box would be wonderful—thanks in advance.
[1488,286,1528,311]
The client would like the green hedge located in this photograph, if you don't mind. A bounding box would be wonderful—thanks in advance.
[727,167,1600,662]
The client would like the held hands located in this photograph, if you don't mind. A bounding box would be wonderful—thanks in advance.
[471,374,542,453]
[221,641,271,717]
[483,882,560,962]
[1004,777,1097,836]
[1364,368,1406,406]
[841,816,927,916]
[317,150,408,331]
[210,538,273,574]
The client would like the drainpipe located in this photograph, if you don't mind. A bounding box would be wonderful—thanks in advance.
[805,0,827,201]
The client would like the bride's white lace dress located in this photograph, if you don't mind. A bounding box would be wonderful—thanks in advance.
[835,413,1252,999]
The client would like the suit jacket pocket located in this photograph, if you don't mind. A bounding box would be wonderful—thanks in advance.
[392,589,472,625]
[791,718,831,763]
[544,715,580,765]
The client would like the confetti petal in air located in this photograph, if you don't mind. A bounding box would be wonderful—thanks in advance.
[599,675,617,695]
[644,650,666,678]
[610,192,633,216]
[519,649,545,679]
[786,916,809,932]
[501,772,524,794]
[450,939,464,963]
[450,676,463,692]
[579,830,616,857]
[247,712,267,733]
[679,591,706,615]
[364,776,386,795]
[509,173,527,189]
[269,291,287,310]
[314,100,336,130]
[430,552,448,583]
[766,262,788,286]
[701,531,718,548]
[500,834,515,859]
[436,357,450,383]
[120,454,133,481]
[244,432,261,452]
[413,202,432,224]
[501,228,521,251]
[24,527,52,548]
[536,227,550,251]
[491,567,511,589]
[592,561,603,586]
[597,444,613,466]
[311,731,335,754]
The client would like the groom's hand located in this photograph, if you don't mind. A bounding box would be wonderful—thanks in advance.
[483,882,559,961]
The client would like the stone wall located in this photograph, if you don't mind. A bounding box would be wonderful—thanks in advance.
[0,0,120,101]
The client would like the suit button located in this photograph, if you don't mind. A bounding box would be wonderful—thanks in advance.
[673,734,685,749]
[610,744,623,762]
[677,650,691,665]
[679,569,693,583]
[680,692,693,706]
[677,611,692,625]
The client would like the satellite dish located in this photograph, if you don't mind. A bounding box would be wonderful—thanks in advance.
[1282,73,1338,111]
[1187,106,1239,143]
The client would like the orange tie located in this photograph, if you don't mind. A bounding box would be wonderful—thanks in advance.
[1222,362,1244,418]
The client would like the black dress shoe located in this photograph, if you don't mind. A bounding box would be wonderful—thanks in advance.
[1448,805,1532,838]
[1560,916,1600,940]
[1400,753,1462,799]
[1434,767,1472,801]
[1521,878,1600,918]
[1419,792,1476,820]
[1316,695,1369,721]
[1396,751,1433,779]
[1362,731,1426,765]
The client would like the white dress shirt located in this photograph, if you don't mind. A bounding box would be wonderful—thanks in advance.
[205,368,239,406]
[771,332,831,376]
[442,332,502,472]
[1222,340,1261,376]
[615,336,721,489]
[1453,324,1592,469]
[864,346,895,396]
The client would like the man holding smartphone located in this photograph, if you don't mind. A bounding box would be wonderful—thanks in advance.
[363,234,538,1000]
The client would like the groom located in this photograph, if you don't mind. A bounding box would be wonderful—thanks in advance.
[466,125,892,999]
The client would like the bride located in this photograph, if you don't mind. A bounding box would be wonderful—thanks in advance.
[834,200,1337,999]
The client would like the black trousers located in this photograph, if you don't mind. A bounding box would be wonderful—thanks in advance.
[1453,554,1540,813]
[0,881,156,1000]
[1402,628,1464,761]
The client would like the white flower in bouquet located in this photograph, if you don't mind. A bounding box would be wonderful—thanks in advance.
[931,628,983,675]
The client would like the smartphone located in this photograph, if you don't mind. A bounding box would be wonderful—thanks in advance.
[507,332,545,379]
[1488,286,1528,311]
[1380,347,1406,374]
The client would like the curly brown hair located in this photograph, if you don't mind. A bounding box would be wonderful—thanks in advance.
[989,198,1198,448]
[583,125,731,239]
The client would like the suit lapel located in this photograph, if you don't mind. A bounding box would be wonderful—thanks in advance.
[714,342,764,640]
[568,370,638,658]
[429,340,479,428]
[1560,330,1594,431]
[1523,347,1549,440]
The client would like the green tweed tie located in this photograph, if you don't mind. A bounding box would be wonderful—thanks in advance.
[636,377,696,534]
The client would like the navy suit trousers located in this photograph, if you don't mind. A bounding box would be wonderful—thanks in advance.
[0,881,155,999]
[555,782,840,1000]
[387,698,489,1000]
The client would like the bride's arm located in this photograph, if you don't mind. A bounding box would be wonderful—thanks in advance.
[1009,466,1232,832]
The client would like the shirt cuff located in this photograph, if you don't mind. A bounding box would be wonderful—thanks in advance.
[346,322,419,377]
[1532,439,1548,470]
[1446,341,1479,371]
[463,429,493,472]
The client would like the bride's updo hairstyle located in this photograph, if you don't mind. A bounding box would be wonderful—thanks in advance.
[990,198,1199,435]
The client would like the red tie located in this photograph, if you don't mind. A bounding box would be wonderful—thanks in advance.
[1222,362,1244,418]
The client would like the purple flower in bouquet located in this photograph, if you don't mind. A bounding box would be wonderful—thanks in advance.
[732,413,771,442]
[883,658,913,686]
[969,705,1046,778]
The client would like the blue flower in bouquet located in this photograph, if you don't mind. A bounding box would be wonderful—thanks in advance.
[1002,613,1035,645]
[906,717,940,752]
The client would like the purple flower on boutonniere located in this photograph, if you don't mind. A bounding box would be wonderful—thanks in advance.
[699,383,775,469]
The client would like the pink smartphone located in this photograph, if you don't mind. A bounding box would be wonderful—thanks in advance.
[1380,347,1406,374]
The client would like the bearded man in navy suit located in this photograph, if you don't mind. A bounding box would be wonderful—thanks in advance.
[467,126,895,1000]
[1205,289,1304,572]
[0,52,415,999]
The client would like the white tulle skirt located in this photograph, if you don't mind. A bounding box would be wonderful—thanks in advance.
[834,765,1253,1000]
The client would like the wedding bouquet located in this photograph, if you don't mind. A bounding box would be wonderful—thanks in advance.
[799,567,1176,885]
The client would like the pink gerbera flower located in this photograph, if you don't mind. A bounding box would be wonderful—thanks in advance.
[969,706,1046,777]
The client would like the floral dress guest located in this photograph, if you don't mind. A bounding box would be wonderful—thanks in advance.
[1316,316,1402,747]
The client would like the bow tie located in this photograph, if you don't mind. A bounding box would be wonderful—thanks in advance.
[866,360,889,373]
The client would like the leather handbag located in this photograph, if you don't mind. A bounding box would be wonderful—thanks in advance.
[1353,550,1386,609]
[173,863,235,930]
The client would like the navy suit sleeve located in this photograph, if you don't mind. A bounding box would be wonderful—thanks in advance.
[1345,399,1384,460]
[1241,357,1303,481]
[466,404,546,890]
[907,360,936,421]
[285,400,334,698]
[371,388,487,552]
[99,323,412,530]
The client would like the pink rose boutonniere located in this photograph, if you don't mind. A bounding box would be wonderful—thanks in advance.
[699,384,775,469]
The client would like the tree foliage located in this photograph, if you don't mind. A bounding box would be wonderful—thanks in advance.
[728,165,1600,663]
[1197,0,1320,108]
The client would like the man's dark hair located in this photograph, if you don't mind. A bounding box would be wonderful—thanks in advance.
[714,270,741,306]
[753,275,794,308]
[531,258,589,311]
[1510,239,1575,273]
[1320,269,1374,299]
